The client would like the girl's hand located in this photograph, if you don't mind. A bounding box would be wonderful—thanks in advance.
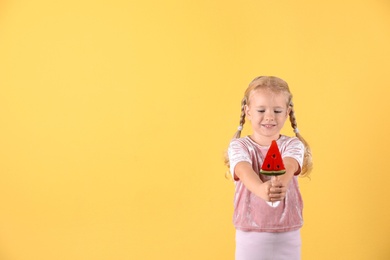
[268,176,287,202]
[234,162,288,202]
[257,181,273,201]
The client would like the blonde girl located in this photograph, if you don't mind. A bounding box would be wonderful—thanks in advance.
[227,76,312,260]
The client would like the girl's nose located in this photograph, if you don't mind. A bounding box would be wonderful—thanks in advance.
[265,112,274,121]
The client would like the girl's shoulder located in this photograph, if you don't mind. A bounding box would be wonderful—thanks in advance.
[229,136,257,148]
[278,135,301,145]
[278,135,304,152]
[228,137,259,155]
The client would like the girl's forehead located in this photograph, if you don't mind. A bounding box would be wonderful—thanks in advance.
[248,88,289,103]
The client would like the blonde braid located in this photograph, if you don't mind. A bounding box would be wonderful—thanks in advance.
[289,102,313,177]
[232,97,247,139]
[289,101,298,130]
[224,97,247,175]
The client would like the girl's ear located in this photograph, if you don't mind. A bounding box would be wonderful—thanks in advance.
[245,104,251,119]
[286,106,291,118]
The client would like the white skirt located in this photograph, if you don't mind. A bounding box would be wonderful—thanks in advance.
[235,229,301,260]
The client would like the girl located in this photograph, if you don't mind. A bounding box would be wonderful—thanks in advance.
[226,76,312,260]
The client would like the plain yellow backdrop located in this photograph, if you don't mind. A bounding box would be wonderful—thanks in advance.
[1,0,390,259]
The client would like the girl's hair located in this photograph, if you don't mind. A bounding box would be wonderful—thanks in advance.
[225,76,313,177]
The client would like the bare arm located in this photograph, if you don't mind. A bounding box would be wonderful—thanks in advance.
[234,161,272,201]
[268,157,300,201]
[233,157,300,202]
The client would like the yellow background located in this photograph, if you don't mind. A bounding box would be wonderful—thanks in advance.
[1,0,390,259]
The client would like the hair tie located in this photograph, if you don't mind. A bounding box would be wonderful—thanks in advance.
[294,128,300,134]
[237,126,243,131]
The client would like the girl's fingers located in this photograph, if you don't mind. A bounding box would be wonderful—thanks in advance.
[269,192,286,201]
[269,191,285,197]
[271,180,283,187]
[270,187,285,193]
[269,186,286,200]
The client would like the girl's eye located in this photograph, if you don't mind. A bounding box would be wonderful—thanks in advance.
[274,110,283,114]
[257,110,265,113]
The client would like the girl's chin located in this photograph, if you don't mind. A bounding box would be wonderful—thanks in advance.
[260,127,278,134]
[254,131,280,138]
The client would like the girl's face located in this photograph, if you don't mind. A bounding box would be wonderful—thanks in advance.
[245,88,290,145]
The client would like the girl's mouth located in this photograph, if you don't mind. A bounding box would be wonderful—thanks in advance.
[262,124,276,128]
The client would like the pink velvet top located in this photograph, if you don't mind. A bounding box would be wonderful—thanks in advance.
[228,135,304,232]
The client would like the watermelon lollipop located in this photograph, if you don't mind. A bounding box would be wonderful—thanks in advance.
[260,140,286,176]
[260,140,285,207]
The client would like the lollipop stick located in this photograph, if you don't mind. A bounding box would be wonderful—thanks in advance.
[271,175,276,206]
[270,175,279,207]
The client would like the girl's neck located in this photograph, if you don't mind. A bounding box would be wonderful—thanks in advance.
[249,134,281,146]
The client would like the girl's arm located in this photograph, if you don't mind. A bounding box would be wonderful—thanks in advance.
[269,157,300,201]
[234,161,273,201]
[234,157,300,202]
[278,157,300,186]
